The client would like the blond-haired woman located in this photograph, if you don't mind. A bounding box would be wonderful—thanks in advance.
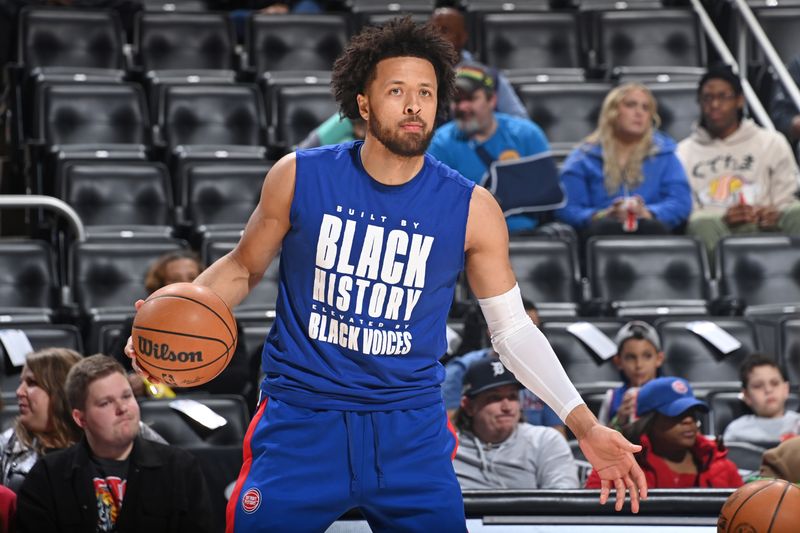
[556,83,691,235]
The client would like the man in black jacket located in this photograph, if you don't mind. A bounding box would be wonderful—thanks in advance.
[16,355,213,533]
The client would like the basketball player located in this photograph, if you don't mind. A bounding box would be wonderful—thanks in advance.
[127,18,647,532]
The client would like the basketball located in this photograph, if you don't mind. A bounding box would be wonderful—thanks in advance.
[717,479,800,533]
[132,282,237,388]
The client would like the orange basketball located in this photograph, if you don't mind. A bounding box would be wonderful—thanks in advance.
[132,282,237,388]
[717,479,800,533]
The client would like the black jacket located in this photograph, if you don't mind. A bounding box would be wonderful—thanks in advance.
[16,436,213,533]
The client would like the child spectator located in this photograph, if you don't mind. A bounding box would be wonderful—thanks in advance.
[723,354,800,445]
[587,377,742,489]
[598,321,665,430]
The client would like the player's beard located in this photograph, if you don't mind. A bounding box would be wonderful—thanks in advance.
[368,114,433,157]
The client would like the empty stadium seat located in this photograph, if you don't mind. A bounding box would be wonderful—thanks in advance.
[517,82,611,154]
[246,14,347,77]
[508,238,581,318]
[0,322,83,392]
[541,319,625,386]
[715,235,800,316]
[180,160,271,236]
[649,81,698,142]
[706,390,799,437]
[135,12,237,76]
[590,8,704,76]
[779,317,800,386]
[158,84,266,161]
[478,13,582,73]
[0,239,59,321]
[138,395,249,447]
[70,239,188,317]
[59,160,174,238]
[752,5,800,64]
[586,236,711,317]
[271,85,338,149]
[656,318,759,389]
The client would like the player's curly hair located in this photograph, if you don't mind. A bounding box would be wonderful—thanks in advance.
[331,16,458,122]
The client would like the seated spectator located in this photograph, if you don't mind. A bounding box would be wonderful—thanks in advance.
[678,65,800,258]
[109,250,256,410]
[769,52,800,152]
[587,377,743,489]
[453,358,579,490]
[16,355,213,533]
[723,354,799,445]
[0,348,82,493]
[428,64,551,234]
[556,83,692,236]
[0,348,165,493]
[598,321,665,430]
[759,436,800,483]
[442,300,565,436]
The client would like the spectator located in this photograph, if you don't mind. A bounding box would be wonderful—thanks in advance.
[442,299,565,436]
[428,64,551,233]
[109,250,256,410]
[0,348,82,493]
[723,354,800,445]
[587,377,743,489]
[0,348,165,493]
[759,436,800,483]
[597,321,665,430]
[769,53,800,151]
[556,83,692,236]
[16,355,213,533]
[677,66,800,259]
[453,358,579,490]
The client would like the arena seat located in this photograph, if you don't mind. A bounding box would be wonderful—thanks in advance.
[715,235,800,316]
[139,395,250,446]
[59,160,174,239]
[270,84,338,149]
[655,318,759,389]
[245,14,347,77]
[0,239,59,322]
[779,317,800,387]
[541,319,625,386]
[508,238,581,318]
[0,322,83,393]
[585,236,711,317]
[648,81,698,143]
[180,160,271,237]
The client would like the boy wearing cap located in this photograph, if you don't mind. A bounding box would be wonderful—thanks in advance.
[723,354,800,445]
[598,321,666,430]
[427,63,550,233]
[454,358,579,490]
[588,377,742,489]
[676,65,800,257]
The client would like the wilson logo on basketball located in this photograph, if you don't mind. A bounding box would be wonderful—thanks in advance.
[241,488,261,514]
[138,336,204,363]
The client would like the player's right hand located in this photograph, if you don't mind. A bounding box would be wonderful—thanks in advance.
[124,299,162,383]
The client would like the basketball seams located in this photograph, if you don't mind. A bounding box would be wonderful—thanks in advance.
[133,324,232,346]
[726,480,775,533]
[766,482,791,533]
[147,293,236,343]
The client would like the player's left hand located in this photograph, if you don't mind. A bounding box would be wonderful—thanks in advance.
[579,425,648,513]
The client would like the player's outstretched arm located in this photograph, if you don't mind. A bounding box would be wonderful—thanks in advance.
[463,186,647,512]
[193,152,296,309]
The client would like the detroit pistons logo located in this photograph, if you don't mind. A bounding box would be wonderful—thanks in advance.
[671,380,689,395]
[242,488,261,514]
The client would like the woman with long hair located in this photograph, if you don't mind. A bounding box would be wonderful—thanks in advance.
[556,83,692,236]
[0,348,82,492]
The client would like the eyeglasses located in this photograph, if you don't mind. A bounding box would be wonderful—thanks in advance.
[699,92,737,105]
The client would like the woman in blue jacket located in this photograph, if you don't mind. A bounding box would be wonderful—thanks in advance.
[556,83,692,235]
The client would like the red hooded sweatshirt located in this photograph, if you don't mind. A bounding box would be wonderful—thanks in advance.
[586,433,743,489]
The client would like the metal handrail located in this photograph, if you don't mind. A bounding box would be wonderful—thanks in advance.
[689,0,775,129]
[731,0,800,119]
[0,195,86,242]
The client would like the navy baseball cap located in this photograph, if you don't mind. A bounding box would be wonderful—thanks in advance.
[636,377,708,418]
[462,357,520,398]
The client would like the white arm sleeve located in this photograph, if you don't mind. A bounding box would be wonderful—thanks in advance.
[478,284,585,422]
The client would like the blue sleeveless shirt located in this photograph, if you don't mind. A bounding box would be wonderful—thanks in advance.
[260,141,475,411]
